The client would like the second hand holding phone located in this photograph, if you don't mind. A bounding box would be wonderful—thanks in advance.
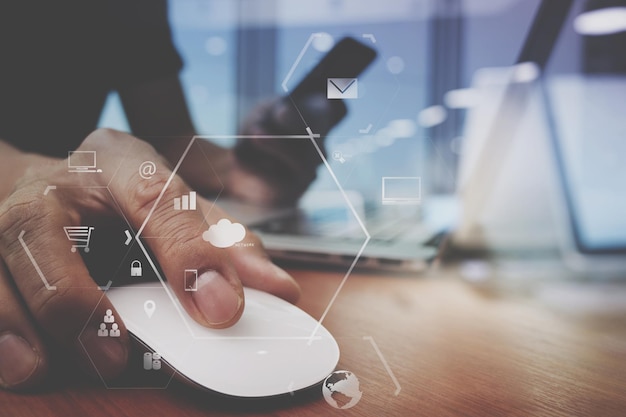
[286,36,378,133]
[232,36,377,203]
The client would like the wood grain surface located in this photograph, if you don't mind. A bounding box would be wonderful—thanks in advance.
[2,266,626,417]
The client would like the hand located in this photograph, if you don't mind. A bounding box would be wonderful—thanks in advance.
[227,93,347,206]
[152,94,344,207]
[0,129,300,390]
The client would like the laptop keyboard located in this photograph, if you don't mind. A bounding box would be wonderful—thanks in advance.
[252,208,433,245]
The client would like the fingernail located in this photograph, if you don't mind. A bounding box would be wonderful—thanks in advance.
[0,333,40,388]
[80,329,127,379]
[193,270,242,326]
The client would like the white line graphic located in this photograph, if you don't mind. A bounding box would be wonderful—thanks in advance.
[18,230,57,290]
[281,33,323,93]
[306,129,370,343]
[364,336,401,396]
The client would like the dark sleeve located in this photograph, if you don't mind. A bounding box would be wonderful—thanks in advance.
[105,0,183,90]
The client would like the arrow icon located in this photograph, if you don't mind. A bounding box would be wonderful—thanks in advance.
[124,230,132,246]
[362,33,377,44]
[359,124,373,134]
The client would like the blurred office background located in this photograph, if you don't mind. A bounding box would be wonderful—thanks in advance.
[98,0,626,255]
[99,0,542,197]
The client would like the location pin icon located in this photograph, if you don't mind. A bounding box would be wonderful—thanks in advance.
[144,300,156,319]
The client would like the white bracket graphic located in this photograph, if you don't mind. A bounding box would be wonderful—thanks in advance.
[281,32,324,93]
[43,185,57,195]
[18,230,57,291]
[363,336,401,396]
[362,33,377,44]
[359,124,373,134]
[98,280,113,291]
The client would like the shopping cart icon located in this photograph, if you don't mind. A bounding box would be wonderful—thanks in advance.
[63,226,95,253]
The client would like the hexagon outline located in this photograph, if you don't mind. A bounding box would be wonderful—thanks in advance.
[21,185,135,291]
[131,136,201,338]
[133,133,370,341]
[77,290,179,390]
[302,131,371,342]
[281,32,324,93]
[281,32,380,341]
[281,32,402,136]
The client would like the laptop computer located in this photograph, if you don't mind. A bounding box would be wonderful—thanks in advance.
[543,77,626,276]
[219,186,444,272]
[218,1,571,273]
[453,0,626,278]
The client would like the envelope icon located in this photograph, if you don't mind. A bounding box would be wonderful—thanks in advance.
[327,78,358,99]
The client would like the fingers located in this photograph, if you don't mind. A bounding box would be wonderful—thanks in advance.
[93,130,244,328]
[0,260,47,390]
[225,234,301,304]
[0,183,129,382]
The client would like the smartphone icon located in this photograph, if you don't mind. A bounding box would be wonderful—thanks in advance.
[184,269,198,292]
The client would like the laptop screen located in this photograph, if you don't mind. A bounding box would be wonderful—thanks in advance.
[381,177,422,205]
[543,2,626,254]
[545,76,626,254]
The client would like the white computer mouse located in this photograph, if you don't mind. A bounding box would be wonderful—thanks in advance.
[106,282,340,397]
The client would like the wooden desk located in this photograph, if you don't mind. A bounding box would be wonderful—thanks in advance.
[2,267,626,416]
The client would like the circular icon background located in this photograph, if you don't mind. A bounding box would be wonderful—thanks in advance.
[322,370,363,409]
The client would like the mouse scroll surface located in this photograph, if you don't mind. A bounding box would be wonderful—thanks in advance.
[107,283,340,397]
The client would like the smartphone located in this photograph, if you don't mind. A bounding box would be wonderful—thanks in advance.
[233,37,377,204]
[290,36,377,98]
[287,36,378,130]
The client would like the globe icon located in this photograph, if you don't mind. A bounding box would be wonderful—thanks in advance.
[322,370,363,409]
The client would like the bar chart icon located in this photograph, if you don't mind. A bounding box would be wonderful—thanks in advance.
[174,191,197,211]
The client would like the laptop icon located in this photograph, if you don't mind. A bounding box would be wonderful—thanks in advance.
[68,151,102,173]
[381,177,421,205]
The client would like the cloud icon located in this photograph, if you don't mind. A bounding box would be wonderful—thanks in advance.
[202,219,246,248]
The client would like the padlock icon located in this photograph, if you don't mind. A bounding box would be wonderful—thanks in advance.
[130,260,142,277]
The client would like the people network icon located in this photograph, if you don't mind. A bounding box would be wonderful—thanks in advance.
[97,309,120,337]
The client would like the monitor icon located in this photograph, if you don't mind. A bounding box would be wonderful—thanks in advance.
[381,177,421,205]
[68,151,102,173]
